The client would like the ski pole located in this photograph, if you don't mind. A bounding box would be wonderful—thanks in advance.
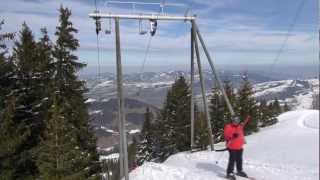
[215,150,226,164]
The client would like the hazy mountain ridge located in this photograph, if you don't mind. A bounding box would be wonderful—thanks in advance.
[83,70,319,149]
[253,79,319,109]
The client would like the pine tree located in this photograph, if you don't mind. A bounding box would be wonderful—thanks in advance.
[0,20,53,180]
[158,76,191,161]
[272,98,282,115]
[209,85,225,143]
[48,6,100,178]
[210,81,237,143]
[312,94,319,110]
[257,99,266,127]
[237,75,259,134]
[0,96,31,179]
[136,107,155,165]
[257,99,277,127]
[0,20,15,109]
[223,81,237,120]
[36,28,54,84]
[128,137,138,169]
[101,159,119,180]
[283,102,290,112]
[194,111,209,150]
[149,114,164,162]
[37,94,88,180]
[266,102,278,126]
[1,22,45,179]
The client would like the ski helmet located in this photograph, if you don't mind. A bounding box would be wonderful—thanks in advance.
[232,116,240,124]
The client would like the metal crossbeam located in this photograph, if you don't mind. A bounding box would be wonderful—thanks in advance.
[106,1,185,7]
[89,13,196,21]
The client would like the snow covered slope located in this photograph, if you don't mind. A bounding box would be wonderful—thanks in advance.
[130,110,319,180]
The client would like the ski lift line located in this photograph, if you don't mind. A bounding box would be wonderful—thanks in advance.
[269,0,307,72]
[94,0,102,81]
[136,3,161,96]
[139,35,153,77]
[96,34,101,80]
[89,13,196,21]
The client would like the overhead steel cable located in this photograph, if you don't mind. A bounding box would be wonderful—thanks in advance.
[94,0,101,81]
[269,0,307,73]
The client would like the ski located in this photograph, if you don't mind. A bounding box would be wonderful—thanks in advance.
[245,177,256,180]
[235,175,256,180]
[225,174,237,180]
[226,176,236,180]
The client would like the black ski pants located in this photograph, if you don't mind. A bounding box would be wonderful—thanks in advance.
[227,148,243,174]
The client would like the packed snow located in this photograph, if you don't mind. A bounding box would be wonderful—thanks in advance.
[89,110,103,115]
[97,146,114,152]
[85,98,97,103]
[100,126,116,134]
[128,129,141,134]
[100,153,120,161]
[96,80,113,88]
[130,110,319,180]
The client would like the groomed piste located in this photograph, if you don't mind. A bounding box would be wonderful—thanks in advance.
[130,110,319,180]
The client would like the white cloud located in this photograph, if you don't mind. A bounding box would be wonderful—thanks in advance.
[0,0,317,66]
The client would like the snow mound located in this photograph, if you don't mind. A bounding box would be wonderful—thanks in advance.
[85,98,97,103]
[100,153,119,161]
[295,110,319,129]
[130,110,319,180]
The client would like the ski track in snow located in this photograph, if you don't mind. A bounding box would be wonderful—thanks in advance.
[130,110,319,180]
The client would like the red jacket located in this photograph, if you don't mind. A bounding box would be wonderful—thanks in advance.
[224,116,251,150]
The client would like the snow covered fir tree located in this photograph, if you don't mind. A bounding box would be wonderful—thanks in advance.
[0,6,100,179]
[136,107,156,165]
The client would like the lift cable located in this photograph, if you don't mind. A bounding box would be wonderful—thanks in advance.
[269,0,307,73]
[139,36,153,80]
[94,0,102,81]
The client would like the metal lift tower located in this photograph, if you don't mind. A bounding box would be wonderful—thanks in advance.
[89,1,235,179]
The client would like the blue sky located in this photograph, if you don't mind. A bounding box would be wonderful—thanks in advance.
[0,0,318,69]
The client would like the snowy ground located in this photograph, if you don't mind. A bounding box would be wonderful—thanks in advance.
[130,110,319,180]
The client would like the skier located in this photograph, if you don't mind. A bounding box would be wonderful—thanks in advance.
[224,115,251,180]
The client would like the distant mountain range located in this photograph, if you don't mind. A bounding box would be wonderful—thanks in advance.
[83,70,319,149]
[253,79,319,109]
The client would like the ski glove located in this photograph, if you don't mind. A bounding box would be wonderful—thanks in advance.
[232,133,239,138]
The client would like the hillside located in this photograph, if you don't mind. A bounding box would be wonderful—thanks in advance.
[84,72,319,150]
[253,79,319,109]
[130,110,319,180]
[86,98,159,148]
